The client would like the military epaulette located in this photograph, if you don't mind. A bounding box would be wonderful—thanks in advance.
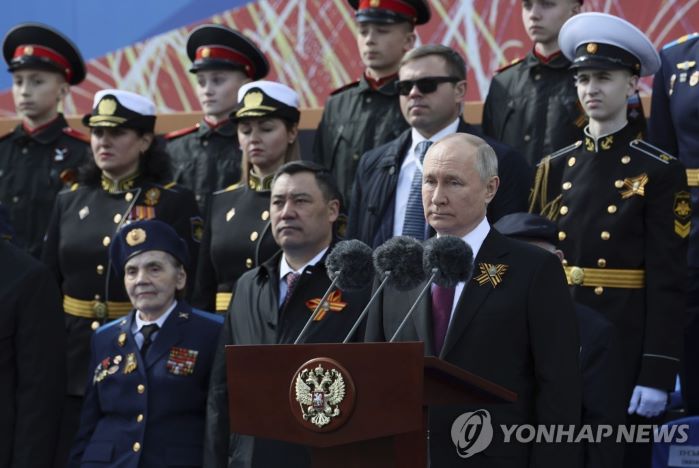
[536,140,582,167]
[94,318,123,335]
[330,80,360,96]
[663,33,699,50]
[495,56,524,74]
[165,124,200,140]
[191,308,225,324]
[163,181,177,190]
[62,127,89,143]
[70,182,80,191]
[217,182,243,194]
[629,139,676,164]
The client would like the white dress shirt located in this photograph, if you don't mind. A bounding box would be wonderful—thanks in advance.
[278,247,329,307]
[392,118,461,237]
[131,300,177,349]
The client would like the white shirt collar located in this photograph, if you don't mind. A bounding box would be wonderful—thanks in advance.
[458,216,491,260]
[279,246,329,280]
[133,300,177,332]
[409,117,461,161]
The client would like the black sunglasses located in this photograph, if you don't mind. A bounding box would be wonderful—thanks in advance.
[395,76,461,96]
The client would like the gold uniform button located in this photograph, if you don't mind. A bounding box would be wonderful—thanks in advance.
[125,192,134,202]
[352,153,360,161]
[614,180,624,189]
[94,294,102,301]
[91,321,100,331]
[261,210,269,221]
[559,206,569,216]
[524,134,531,142]
[245,258,253,268]
[136,414,144,423]
[561,259,568,266]
[594,287,604,296]
[21,147,28,155]
[568,157,576,167]
[96,264,105,275]
[202,140,209,147]
[621,155,631,164]
[597,258,607,268]
[601,231,610,240]
[133,442,141,452]
[250,231,259,242]
[113,213,122,224]
[558,231,567,241]
[562,181,572,190]
[102,236,111,246]
[137,384,145,394]
[607,205,617,214]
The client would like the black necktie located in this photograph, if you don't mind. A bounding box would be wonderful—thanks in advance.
[140,324,160,356]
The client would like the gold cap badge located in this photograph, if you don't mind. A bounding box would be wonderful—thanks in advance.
[98,98,117,116]
[24,46,34,56]
[243,91,264,109]
[586,43,598,54]
[126,228,146,246]
[201,47,211,58]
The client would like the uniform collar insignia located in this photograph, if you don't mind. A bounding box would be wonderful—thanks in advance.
[101,171,139,193]
[473,263,509,288]
[248,171,274,192]
[620,173,649,198]
[305,290,347,321]
[583,125,631,153]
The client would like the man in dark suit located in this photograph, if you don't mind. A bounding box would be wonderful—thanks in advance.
[68,219,223,467]
[365,133,582,467]
[347,44,531,247]
[0,239,64,468]
[204,161,370,468]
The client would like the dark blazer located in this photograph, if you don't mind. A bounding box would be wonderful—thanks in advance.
[347,120,531,247]
[68,302,222,468]
[365,229,582,468]
[0,241,64,468]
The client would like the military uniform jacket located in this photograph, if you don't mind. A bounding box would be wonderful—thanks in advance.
[68,302,223,468]
[204,248,370,468]
[0,114,89,257]
[482,52,586,168]
[42,176,202,397]
[192,174,279,313]
[529,124,688,393]
[0,241,64,468]
[649,33,699,267]
[312,75,409,205]
[167,119,242,214]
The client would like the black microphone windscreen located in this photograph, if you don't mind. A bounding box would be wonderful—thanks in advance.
[423,236,474,287]
[373,236,426,291]
[325,239,375,290]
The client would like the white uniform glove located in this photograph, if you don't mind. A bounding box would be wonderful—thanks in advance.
[627,385,668,418]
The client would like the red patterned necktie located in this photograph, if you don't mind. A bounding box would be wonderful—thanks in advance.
[283,272,301,309]
[431,284,455,355]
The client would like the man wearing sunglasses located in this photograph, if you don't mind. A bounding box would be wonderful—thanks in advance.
[312,0,430,207]
[348,44,531,247]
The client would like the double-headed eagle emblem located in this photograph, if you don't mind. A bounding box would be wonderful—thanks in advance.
[294,364,346,428]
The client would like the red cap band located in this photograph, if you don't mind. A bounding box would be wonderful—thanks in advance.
[195,45,255,78]
[13,44,73,82]
[358,0,417,19]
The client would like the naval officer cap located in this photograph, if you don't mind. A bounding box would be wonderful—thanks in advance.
[348,0,431,25]
[110,219,190,276]
[3,22,86,85]
[493,212,559,246]
[186,24,269,80]
[231,80,300,124]
[83,89,157,133]
[559,12,660,77]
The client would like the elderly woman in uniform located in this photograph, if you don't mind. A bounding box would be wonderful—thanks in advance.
[193,80,300,313]
[42,89,201,466]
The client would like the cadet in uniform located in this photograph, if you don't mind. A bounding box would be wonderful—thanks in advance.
[529,13,687,467]
[192,81,301,313]
[648,33,699,414]
[0,23,90,258]
[42,89,201,467]
[312,0,430,205]
[166,24,269,214]
[69,219,222,468]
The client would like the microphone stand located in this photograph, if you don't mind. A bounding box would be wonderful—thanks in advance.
[342,271,391,344]
[389,268,437,343]
[294,274,341,344]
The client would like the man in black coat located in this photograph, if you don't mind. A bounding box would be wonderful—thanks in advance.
[347,44,530,247]
[204,161,370,468]
[0,239,65,467]
[365,134,581,468]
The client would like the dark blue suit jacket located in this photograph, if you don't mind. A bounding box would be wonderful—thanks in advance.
[68,301,222,468]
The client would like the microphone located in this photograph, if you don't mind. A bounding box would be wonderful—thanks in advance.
[294,240,374,344]
[389,236,473,343]
[343,236,425,343]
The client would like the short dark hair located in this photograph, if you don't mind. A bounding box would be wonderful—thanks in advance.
[272,160,343,207]
[400,44,467,81]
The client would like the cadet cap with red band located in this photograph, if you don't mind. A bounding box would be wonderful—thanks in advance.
[347,0,431,25]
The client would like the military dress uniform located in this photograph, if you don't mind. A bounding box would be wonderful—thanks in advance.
[192,174,279,313]
[167,24,268,214]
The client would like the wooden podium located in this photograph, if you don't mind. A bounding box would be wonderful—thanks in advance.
[225,342,516,468]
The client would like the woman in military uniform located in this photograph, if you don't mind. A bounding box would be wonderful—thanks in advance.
[192,81,300,313]
[41,89,201,467]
